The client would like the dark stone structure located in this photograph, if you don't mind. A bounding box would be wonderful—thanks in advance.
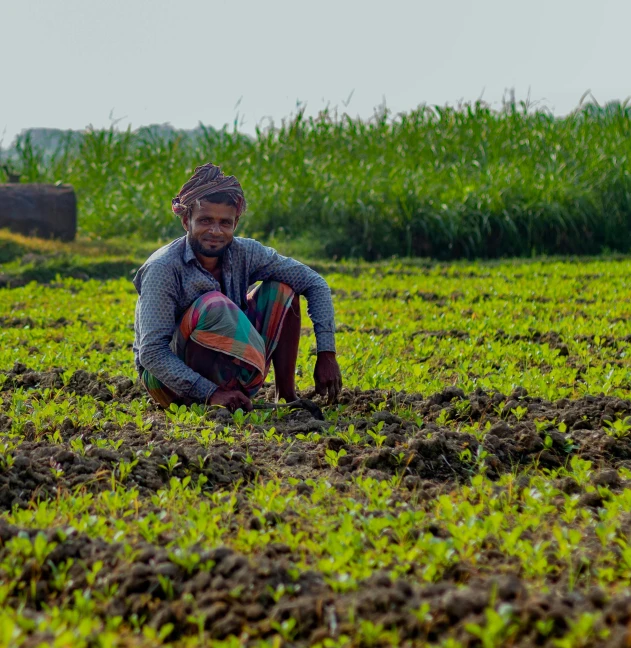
[0,184,77,241]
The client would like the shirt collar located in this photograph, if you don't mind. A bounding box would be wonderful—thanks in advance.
[183,237,197,264]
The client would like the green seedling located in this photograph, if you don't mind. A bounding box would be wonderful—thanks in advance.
[511,405,528,421]
[196,427,217,447]
[271,617,298,642]
[604,416,631,438]
[338,424,361,445]
[435,408,451,426]
[264,426,283,444]
[115,458,138,483]
[159,453,181,476]
[157,575,175,601]
[325,448,347,468]
[366,421,387,447]
[49,459,64,479]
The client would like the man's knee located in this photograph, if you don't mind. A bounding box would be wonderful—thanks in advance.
[192,290,235,310]
[179,290,242,343]
[255,281,299,314]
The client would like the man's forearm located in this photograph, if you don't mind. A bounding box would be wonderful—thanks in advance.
[139,343,218,403]
[314,328,336,353]
[302,280,336,354]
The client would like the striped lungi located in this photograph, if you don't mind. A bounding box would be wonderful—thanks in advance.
[141,281,295,408]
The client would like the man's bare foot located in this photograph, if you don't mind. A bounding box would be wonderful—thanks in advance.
[275,389,298,403]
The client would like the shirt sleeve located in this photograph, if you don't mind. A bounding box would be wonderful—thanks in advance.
[136,262,218,402]
[248,242,336,353]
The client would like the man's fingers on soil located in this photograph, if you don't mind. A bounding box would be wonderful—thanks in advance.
[236,393,253,412]
[210,389,252,413]
[327,378,343,404]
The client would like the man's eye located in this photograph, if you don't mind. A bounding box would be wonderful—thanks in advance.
[221,221,231,226]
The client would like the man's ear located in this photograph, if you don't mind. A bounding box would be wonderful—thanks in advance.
[181,214,190,232]
[233,215,240,231]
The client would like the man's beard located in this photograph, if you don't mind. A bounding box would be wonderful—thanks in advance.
[189,234,232,258]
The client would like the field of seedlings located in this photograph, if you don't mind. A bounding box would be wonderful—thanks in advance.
[2,237,631,646]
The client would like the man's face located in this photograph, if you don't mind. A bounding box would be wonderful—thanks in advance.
[183,201,238,258]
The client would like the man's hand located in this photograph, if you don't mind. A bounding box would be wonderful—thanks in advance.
[209,389,253,412]
[314,351,343,403]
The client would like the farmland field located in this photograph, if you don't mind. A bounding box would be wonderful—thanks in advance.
[2,241,631,646]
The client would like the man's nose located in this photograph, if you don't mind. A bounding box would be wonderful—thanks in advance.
[208,222,222,234]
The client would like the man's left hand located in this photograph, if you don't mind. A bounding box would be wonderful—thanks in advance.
[314,351,343,404]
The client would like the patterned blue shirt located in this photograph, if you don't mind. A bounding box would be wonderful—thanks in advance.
[133,236,336,402]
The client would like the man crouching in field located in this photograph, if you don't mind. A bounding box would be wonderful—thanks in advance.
[133,162,342,412]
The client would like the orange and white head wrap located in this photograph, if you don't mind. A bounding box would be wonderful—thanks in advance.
[171,163,246,219]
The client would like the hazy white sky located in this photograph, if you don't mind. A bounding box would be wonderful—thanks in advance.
[2,0,629,144]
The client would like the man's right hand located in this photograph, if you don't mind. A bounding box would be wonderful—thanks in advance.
[209,389,253,412]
